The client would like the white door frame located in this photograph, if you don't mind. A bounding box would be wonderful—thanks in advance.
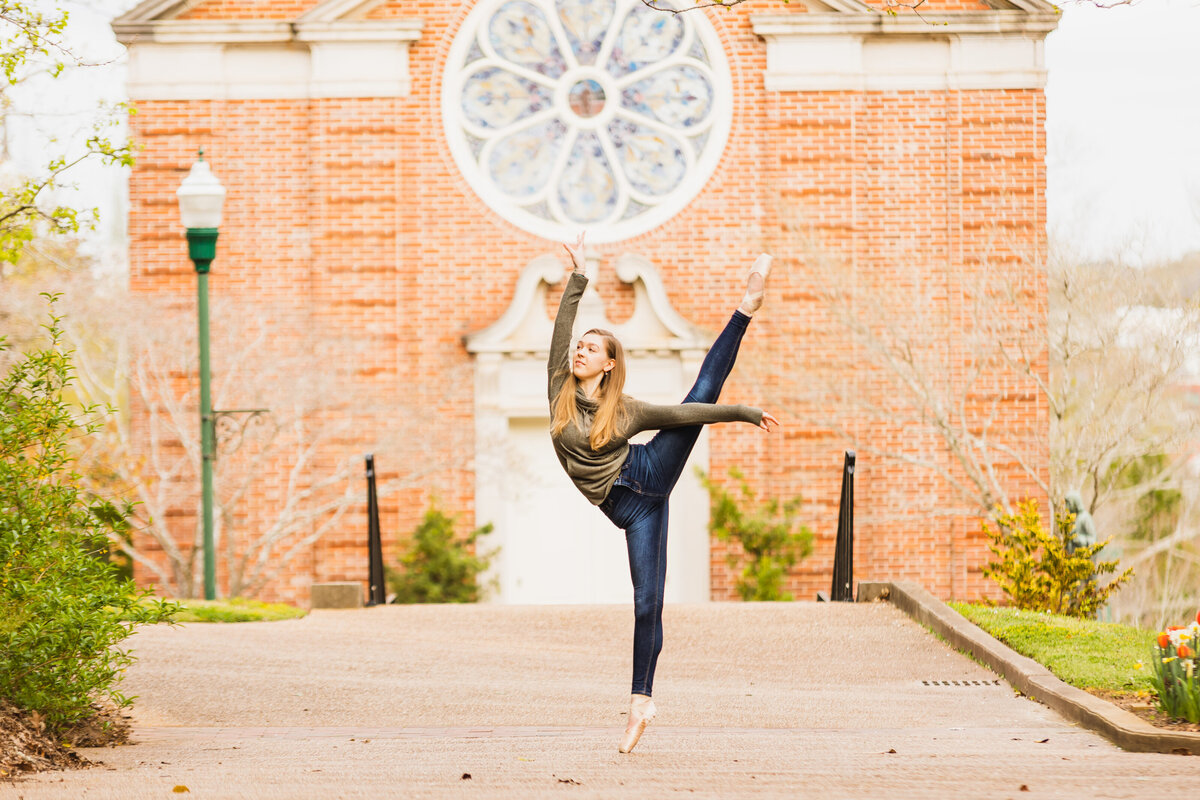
[465,253,713,604]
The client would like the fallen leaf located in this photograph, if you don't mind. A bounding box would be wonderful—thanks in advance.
[1020,785,1030,792]
[173,787,190,794]
[886,749,897,754]
[461,773,472,780]
[1035,738,1049,744]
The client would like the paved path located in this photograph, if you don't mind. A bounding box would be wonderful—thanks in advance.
[3,602,1194,798]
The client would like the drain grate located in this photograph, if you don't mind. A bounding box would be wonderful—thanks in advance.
[921,679,1003,687]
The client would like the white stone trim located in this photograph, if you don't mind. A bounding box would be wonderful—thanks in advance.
[115,20,294,44]
[293,19,424,42]
[295,0,391,23]
[112,0,424,101]
[751,11,1059,92]
[116,18,424,100]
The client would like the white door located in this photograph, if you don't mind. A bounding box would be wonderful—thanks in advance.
[496,417,632,604]
[487,417,709,605]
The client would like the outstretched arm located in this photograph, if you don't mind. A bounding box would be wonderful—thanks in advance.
[626,398,779,434]
[548,232,589,404]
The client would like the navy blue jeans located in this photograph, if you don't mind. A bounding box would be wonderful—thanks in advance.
[599,310,751,696]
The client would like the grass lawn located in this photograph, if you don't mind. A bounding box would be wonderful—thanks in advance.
[165,597,308,624]
[949,603,1155,696]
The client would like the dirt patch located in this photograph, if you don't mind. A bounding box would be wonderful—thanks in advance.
[1089,690,1200,733]
[0,699,132,779]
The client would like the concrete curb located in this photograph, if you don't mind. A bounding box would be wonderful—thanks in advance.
[858,580,1200,756]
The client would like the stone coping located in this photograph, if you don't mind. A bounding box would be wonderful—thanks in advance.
[858,581,1200,756]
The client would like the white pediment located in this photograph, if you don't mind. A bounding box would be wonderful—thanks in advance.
[112,0,423,99]
[752,0,1059,92]
[465,254,708,357]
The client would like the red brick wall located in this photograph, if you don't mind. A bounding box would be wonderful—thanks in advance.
[127,0,1049,604]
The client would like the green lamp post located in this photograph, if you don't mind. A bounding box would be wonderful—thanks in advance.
[177,151,226,601]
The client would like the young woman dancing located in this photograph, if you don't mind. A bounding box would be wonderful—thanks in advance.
[548,233,779,754]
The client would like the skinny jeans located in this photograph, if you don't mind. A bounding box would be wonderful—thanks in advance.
[598,310,751,696]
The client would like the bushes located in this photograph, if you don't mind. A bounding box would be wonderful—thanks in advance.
[0,306,175,731]
[700,468,813,601]
[982,499,1132,619]
[388,504,496,603]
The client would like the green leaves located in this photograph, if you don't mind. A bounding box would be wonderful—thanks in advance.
[0,1,138,267]
[982,499,1133,619]
[0,300,175,732]
[699,467,813,601]
[387,504,497,604]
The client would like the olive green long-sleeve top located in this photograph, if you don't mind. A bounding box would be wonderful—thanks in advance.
[548,271,763,505]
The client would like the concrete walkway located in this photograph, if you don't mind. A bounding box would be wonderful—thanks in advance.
[3,602,1194,799]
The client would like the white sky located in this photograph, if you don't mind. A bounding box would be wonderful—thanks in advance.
[1045,0,1200,265]
[8,0,1200,267]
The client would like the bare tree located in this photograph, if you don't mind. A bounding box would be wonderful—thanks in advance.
[767,237,1050,523]
[760,229,1200,623]
[4,269,473,598]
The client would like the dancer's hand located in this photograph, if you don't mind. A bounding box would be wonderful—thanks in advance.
[563,231,587,274]
[758,411,780,432]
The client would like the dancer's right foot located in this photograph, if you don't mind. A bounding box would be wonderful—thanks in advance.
[738,253,772,316]
[618,694,656,754]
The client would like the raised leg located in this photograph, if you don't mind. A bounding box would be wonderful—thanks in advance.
[639,310,750,495]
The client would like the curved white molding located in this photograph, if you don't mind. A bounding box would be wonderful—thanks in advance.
[751,8,1060,92]
[465,253,707,357]
[614,253,706,348]
[465,255,565,355]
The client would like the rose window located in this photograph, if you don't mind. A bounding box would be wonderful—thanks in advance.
[443,0,732,244]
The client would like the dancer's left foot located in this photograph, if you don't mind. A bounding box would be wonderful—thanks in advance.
[618,694,656,754]
[738,253,772,317]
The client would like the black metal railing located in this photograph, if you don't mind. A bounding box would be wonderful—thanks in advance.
[830,450,856,602]
[366,454,386,606]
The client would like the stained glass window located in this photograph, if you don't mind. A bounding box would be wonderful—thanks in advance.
[443,0,732,243]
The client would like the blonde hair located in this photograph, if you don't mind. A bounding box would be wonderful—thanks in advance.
[550,328,628,450]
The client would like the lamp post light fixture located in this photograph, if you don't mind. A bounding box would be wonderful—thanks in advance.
[177,150,225,601]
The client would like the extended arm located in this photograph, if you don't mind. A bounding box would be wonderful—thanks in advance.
[625,398,773,435]
[547,233,589,403]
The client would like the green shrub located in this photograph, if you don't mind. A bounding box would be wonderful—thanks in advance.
[982,499,1132,619]
[0,303,176,731]
[700,467,813,601]
[387,504,496,603]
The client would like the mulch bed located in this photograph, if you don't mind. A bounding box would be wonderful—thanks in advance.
[0,699,131,780]
[1089,690,1200,733]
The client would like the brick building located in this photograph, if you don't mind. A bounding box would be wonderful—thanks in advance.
[113,0,1057,605]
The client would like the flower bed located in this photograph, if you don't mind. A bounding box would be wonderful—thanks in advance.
[1147,609,1200,723]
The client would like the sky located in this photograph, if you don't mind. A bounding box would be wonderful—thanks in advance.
[7,0,1200,268]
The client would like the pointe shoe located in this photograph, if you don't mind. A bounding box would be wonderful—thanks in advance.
[739,253,773,316]
[618,694,656,754]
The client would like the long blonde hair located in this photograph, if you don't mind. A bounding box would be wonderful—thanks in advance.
[550,328,628,450]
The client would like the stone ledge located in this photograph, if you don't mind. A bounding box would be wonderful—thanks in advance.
[310,582,364,609]
[858,580,1199,756]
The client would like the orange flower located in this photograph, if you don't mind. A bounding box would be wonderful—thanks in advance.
[1158,633,1171,649]
[1168,625,1184,632]
[1180,644,1194,659]
[1196,609,1200,625]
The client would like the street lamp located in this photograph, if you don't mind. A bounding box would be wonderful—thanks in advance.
[177,151,225,601]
